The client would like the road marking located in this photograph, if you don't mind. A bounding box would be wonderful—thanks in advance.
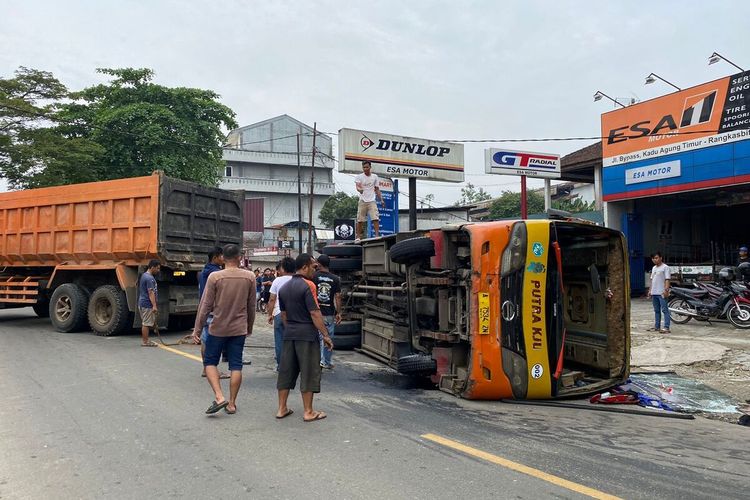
[157,344,202,362]
[421,433,621,500]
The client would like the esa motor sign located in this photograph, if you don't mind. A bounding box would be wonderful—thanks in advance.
[601,70,750,201]
[484,148,561,179]
[338,128,464,182]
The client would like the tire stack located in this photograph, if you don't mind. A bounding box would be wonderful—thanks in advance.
[321,244,362,349]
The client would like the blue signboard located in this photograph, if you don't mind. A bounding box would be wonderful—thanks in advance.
[367,178,398,237]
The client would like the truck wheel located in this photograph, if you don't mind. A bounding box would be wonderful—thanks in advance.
[329,258,362,272]
[50,284,90,333]
[88,285,131,336]
[333,333,361,350]
[323,245,362,257]
[32,300,50,318]
[390,237,435,265]
[397,354,437,375]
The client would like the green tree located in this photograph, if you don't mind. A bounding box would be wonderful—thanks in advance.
[58,68,237,186]
[456,182,491,206]
[0,67,104,188]
[554,197,595,213]
[318,191,359,227]
[487,190,546,219]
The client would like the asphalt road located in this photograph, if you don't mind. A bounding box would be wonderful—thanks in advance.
[1,308,748,499]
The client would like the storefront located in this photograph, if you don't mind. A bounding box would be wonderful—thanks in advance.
[600,70,750,292]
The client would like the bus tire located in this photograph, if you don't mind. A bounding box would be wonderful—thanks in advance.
[329,258,362,272]
[88,285,131,336]
[397,354,437,375]
[50,284,90,333]
[390,237,435,265]
[323,245,362,257]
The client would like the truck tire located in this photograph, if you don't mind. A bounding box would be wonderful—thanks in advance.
[333,333,361,350]
[329,257,362,272]
[390,237,435,265]
[88,285,131,336]
[32,300,50,318]
[397,354,437,375]
[335,320,361,335]
[50,284,90,333]
[323,245,362,257]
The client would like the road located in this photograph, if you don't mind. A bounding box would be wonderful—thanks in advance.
[1,308,748,499]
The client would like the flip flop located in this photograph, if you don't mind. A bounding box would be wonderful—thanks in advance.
[303,411,327,422]
[141,341,158,347]
[276,409,294,419]
[220,372,230,379]
[225,406,237,415]
[205,400,229,414]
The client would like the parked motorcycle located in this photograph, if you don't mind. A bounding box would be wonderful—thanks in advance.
[668,267,750,328]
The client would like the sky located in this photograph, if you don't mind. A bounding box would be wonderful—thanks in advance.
[2,0,749,208]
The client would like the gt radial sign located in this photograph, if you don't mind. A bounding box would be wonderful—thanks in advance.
[484,149,561,179]
[338,128,464,182]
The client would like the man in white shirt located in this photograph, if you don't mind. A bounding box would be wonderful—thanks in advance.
[648,252,671,333]
[354,160,385,242]
[267,257,296,370]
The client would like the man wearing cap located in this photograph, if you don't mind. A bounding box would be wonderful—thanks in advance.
[354,160,385,242]
[739,247,750,266]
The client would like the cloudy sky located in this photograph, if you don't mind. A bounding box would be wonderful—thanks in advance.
[2,0,748,207]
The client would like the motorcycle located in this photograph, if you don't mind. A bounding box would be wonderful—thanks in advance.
[668,268,750,329]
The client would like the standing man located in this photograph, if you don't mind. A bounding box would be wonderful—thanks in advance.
[255,268,263,311]
[192,244,256,415]
[198,247,229,380]
[354,160,385,242]
[313,254,341,369]
[276,253,334,422]
[648,252,671,334]
[267,257,296,371]
[139,259,161,347]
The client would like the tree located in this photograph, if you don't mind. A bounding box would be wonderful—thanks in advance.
[486,190,545,219]
[554,197,595,213]
[0,67,104,189]
[58,68,237,186]
[456,182,491,206]
[318,191,359,227]
[1,66,238,189]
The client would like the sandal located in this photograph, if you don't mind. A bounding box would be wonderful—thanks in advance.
[646,328,659,332]
[659,329,671,334]
[141,340,158,347]
[206,400,229,414]
[303,411,327,422]
[276,409,294,419]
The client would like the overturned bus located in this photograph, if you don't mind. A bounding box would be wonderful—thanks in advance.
[323,219,630,400]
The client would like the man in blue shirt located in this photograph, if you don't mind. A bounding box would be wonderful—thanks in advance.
[139,259,161,346]
[199,247,228,378]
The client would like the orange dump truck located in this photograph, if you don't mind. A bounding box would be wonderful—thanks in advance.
[0,173,243,335]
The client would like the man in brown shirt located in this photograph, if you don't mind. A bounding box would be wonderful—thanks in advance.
[192,244,256,415]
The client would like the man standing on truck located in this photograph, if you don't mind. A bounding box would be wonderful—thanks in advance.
[139,259,161,347]
[648,252,671,334]
[267,257,296,371]
[313,254,341,369]
[192,244,256,415]
[198,247,229,380]
[276,253,334,422]
[354,160,384,242]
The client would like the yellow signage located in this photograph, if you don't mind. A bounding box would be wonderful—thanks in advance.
[478,292,490,335]
[522,222,551,398]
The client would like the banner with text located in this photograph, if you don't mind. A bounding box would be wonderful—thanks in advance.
[484,148,561,179]
[339,128,464,182]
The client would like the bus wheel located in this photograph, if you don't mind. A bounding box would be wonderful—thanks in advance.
[88,285,131,336]
[50,284,90,333]
[390,237,435,265]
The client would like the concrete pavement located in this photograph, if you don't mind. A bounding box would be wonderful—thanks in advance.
[0,308,748,499]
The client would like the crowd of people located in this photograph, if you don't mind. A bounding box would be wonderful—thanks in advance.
[176,244,341,421]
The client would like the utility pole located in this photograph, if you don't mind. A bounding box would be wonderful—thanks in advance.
[307,122,317,252]
[296,133,303,253]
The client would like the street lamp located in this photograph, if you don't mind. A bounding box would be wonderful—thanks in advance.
[644,72,681,91]
[593,91,626,108]
[708,52,744,72]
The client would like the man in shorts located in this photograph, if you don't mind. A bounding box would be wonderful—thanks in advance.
[276,253,334,422]
[139,259,161,347]
[192,244,256,415]
[198,247,228,379]
[266,257,296,371]
[354,160,385,242]
[313,254,341,369]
